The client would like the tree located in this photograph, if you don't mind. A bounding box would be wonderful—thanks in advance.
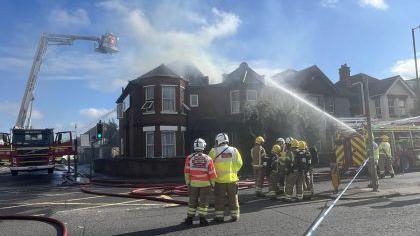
[104,119,119,146]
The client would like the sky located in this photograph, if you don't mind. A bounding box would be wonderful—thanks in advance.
[0,0,419,132]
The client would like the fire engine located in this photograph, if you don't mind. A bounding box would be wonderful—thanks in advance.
[0,32,118,175]
[335,124,420,173]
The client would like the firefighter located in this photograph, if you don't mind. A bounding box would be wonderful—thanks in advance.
[209,133,243,223]
[284,139,305,201]
[184,138,217,226]
[285,137,294,151]
[267,143,289,199]
[302,141,314,200]
[378,135,394,178]
[368,141,379,189]
[250,136,266,197]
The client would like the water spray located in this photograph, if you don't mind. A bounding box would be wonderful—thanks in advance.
[266,78,356,133]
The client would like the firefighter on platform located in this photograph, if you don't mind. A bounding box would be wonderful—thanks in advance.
[184,138,217,226]
[266,143,290,199]
[302,141,314,200]
[284,139,305,201]
[209,133,243,223]
[379,135,394,178]
[250,136,266,197]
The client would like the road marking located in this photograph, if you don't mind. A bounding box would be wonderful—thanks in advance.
[53,199,148,213]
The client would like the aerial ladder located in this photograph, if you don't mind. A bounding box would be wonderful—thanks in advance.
[15,32,119,129]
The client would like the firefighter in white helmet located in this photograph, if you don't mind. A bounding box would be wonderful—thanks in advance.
[250,136,266,197]
[285,137,294,152]
[209,133,243,223]
[184,138,217,226]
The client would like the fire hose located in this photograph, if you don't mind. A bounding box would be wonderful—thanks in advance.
[0,215,68,236]
[80,179,259,206]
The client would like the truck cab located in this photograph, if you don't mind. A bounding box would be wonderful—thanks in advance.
[0,133,11,163]
[10,129,74,176]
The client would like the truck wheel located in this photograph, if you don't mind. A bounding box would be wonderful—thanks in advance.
[48,168,54,174]
[11,170,18,176]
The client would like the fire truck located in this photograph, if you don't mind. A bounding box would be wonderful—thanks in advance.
[335,124,420,173]
[0,129,75,175]
[0,32,118,175]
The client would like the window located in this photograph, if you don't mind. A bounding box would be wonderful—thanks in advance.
[141,86,155,113]
[375,97,382,118]
[327,97,335,113]
[145,132,154,158]
[388,97,396,117]
[398,98,407,116]
[190,94,199,107]
[247,90,257,105]
[230,90,240,114]
[161,131,176,157]
[308,95,320,107]
[123,95,130,111]
[162,86,176,112]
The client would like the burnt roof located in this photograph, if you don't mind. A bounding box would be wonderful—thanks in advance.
[136,64,181,80]
[272,65,337,95]
[223,62,264,84]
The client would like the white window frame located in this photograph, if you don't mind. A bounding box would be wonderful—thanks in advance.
[388,97,397,118]
[230,90,240,114]
[190,94,199,107]
[374,97,382,118]
[161,85,176,113]
[161,131,176,158]
[246,90,257,105]
[145,132,154,158]
[142,85,155,114]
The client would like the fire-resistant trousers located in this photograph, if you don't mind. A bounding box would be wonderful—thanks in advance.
[330,163,340,193]
[187,186,210,217]
[284,172,304,200]
[303,171,314,198]
[379,154,394,176]
[268,172,285,197]
[253,167,265,193]
[214,182,239,220]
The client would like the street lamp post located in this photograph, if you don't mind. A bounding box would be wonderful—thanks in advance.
[362,77,378,191]
[412,26,420,104]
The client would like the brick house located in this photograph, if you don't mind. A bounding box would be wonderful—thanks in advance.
[335,64,417,121]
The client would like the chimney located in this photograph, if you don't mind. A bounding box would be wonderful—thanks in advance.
[339,64,351,86]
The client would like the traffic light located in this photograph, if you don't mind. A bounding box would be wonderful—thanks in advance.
[96,121,103,140]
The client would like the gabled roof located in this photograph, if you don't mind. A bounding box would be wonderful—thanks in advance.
[223,62,264,84]
[273,65,337,95]
[335,74,414,97]
[135,64,181,81]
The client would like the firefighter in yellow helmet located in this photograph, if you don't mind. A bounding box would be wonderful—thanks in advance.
[301,141,314,200]
[209,133,243,223]
[250,136,266,197]
[378,135,394,178]
[267,142,290,199]
[284,139,304,201]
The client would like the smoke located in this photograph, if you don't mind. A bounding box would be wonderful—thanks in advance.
[96,1,241,84]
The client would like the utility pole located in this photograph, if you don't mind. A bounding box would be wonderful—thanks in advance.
[362,77,378,191]
[412,26,420,109]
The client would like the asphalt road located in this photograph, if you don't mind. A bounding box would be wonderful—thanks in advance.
[2,166,420,236]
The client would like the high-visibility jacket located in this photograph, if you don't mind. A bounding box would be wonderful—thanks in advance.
[209,145,243,183]
[250,144,266,168]
[184,152,217,187]
[379,141,392,158]
[373,146,380,161]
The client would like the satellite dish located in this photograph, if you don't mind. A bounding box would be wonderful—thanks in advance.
[96,32,119,54]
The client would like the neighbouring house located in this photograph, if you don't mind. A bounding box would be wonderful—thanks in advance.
[335,64,417,121]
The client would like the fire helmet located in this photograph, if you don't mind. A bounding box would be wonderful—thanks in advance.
[276,138,285,145]
[193,138,207,151]
[290,139,299,148]
[255,136,265,145]
[272,144,282,155]
[215,133,229,146]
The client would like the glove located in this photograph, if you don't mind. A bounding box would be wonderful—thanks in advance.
[263,162,267,167]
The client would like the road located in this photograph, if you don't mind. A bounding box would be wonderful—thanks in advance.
[1,166,420,236]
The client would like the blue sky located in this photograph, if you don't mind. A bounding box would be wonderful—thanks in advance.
[0,0,418,132]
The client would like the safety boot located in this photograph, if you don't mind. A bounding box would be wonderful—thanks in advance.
[184,216,193,226]
[199,217,209,226]
[390,173,395,178]
[230,217,238,222]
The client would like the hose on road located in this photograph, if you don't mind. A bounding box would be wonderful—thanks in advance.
[0,215,68,236]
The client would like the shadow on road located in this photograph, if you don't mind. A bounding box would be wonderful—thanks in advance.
[115,223,203,236]
[370,196,420,209]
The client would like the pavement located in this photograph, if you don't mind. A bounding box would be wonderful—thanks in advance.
[2,165,420,235]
